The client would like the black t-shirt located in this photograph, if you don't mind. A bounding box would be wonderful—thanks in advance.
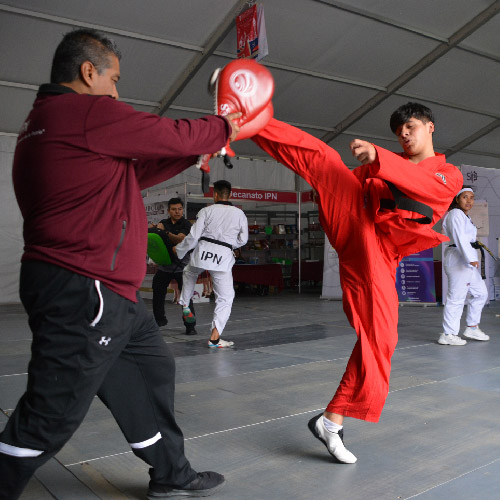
[160,216,192,236]
[157,217,192,272]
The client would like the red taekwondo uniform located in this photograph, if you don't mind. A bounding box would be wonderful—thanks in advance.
[253,118,463,422]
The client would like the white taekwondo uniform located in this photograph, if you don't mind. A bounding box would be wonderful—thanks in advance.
[442,208,488,335]
[176,201,248,334]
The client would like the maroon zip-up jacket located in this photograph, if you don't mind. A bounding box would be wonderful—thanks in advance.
[12,84,231,302]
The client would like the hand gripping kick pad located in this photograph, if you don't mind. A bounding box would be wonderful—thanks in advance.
[196,59,274,171]
[236,101,274,141]
[216,59,274,139]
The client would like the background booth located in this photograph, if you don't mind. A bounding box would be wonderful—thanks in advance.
[141,156,326,297]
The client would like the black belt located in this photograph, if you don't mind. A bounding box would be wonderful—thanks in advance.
[199,236,233,250]
[380,181,433,224]
[448,241,489,279]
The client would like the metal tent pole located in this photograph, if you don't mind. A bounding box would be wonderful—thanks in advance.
[298,191,301,294]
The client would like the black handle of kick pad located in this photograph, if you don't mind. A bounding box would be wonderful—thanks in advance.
[223,154,233,169]
[202,171,210,194]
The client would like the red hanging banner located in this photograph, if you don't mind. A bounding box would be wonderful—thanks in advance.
[236,4,269,61]
[236,4,259,59]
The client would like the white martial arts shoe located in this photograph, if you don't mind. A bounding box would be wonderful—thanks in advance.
[463,327,490,341]
[437,333,467,345]
[208,338,234,348]
[307,413,357,464]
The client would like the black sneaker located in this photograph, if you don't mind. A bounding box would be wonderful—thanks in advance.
[147,471,225,498]
[185,327,198,336]
[156,318,168,328]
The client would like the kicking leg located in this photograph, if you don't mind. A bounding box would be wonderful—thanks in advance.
[253,118,364,252]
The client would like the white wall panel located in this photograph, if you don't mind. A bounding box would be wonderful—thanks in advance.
[0,136,23,303]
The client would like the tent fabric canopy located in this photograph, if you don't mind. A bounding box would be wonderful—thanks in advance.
[1,0,499,167]
[1,0,500,302]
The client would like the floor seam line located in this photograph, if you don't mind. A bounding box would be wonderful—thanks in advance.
[402,457,500,499]
[62,366,500,466]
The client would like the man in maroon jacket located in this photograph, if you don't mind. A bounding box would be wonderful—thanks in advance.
[0,29,240,500]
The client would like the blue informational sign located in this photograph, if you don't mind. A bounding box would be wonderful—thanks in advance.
[396,248,436,303]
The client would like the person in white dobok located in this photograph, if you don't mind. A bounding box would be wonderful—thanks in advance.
[438,186,490,346]
[174,180,248,348]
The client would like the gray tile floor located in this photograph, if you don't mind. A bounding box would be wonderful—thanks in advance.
[1,289,500,500]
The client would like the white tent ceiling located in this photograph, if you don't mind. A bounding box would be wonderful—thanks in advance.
[1,0,500,170]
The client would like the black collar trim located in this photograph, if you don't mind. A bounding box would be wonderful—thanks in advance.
[216,201,233,206]
[37,83,114,100]
[38,83,77,96]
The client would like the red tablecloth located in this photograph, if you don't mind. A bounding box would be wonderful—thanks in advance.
[290,260,324,285]
[233,264,284,291]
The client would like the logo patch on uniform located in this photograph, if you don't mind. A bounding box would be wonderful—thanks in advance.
[201,250,222,265]
[99,336,112,346]
[435,173,446,184]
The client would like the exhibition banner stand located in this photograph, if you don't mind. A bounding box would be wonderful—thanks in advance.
[321,244,438,304]
[396,248,437,305]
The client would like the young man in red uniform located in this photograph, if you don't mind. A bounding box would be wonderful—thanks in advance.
[0,29,241,499]
[251,103,463,463]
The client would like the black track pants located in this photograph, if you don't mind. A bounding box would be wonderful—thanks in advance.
[152,269,195,327]
[0,261,196,499]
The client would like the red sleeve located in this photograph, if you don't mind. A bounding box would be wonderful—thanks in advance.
[84,97,231,160]
[369,146,463,220]
[352,164,371,184]
[252,118,355,192]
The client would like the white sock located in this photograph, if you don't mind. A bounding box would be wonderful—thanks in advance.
[322,416,343,434]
